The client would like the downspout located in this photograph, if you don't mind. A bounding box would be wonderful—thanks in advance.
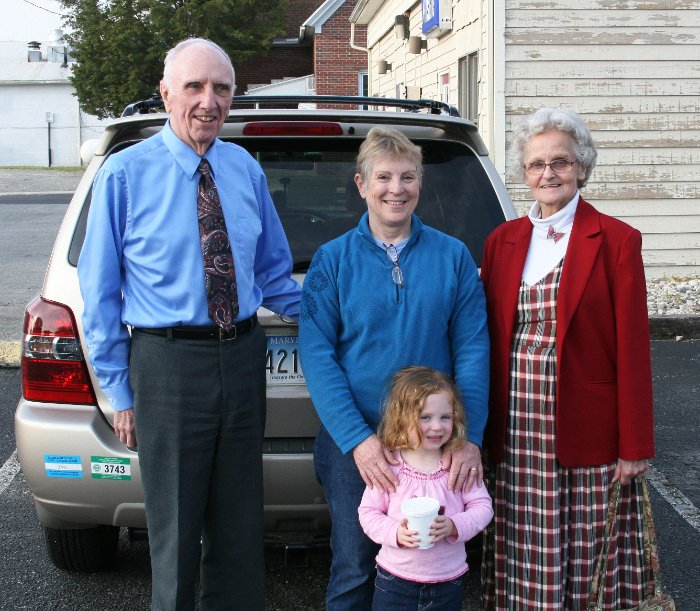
[349,22,367,53]
[47,120,51,167]
[350,22,371,94]
[350,0,378,95]
[76,98,82,166]
[491,0,506,180]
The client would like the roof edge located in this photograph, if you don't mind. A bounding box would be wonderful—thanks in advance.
[302,0,346,33]
[349,0,384,24]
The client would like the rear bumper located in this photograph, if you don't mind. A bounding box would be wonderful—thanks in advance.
[15,400,330,534]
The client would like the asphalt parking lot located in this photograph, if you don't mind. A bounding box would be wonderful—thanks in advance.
[1,340,698,610]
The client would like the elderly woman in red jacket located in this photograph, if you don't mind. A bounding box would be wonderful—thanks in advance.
[480,107,654,610]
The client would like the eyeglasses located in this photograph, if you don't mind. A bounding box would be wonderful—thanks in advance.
[524,158,577,175]
[385,244,404,287]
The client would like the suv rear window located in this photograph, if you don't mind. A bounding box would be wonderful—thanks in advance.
[69,137,504,268]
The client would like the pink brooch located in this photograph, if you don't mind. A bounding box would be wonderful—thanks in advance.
[547,225,565,243]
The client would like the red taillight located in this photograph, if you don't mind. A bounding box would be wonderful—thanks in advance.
[242,121,344,136]
[21,297,97,405]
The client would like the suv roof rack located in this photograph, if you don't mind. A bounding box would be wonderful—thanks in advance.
[231,95,461,117]
[121,97,165,116]
[121,95,461,118]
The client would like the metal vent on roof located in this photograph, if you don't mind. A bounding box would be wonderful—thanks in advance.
[27,41,42,62]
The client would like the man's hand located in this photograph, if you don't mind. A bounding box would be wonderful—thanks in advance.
[114,408,137,449]
[613,459,649,485]
[442,441,482,492]
[352,434,399,493]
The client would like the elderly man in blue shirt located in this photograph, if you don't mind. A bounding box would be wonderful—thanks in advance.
[78,38,300,611]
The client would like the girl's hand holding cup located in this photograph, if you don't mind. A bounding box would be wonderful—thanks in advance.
[397,517,420,548]
[429,515,457,544]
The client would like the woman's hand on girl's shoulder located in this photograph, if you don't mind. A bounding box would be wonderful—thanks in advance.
[442,441,483,491]
[352,434,400,493]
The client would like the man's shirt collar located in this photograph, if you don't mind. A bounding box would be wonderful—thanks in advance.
[161,120,222,180]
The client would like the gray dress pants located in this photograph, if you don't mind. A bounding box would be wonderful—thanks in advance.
[130,324,267,611]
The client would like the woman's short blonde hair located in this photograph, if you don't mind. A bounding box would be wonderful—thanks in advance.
[356,126,423,184]
[378,366,466,452]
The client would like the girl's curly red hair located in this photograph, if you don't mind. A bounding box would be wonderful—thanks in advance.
[377,366,466,452]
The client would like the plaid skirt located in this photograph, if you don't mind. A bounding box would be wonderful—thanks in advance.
[481,261,649,610]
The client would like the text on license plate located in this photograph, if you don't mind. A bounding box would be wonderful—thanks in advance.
[266,335,304,385]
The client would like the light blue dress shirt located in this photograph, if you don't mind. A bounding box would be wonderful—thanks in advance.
[78,121,300,411]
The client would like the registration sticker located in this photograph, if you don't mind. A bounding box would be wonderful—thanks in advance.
[266,335,305,385]
[91,456,132,480]
[45,454,83,479]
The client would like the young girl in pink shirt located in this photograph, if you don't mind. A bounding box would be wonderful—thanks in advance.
[358,366,493,610]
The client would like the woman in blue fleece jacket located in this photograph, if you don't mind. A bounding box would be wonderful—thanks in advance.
[299,127,490,610]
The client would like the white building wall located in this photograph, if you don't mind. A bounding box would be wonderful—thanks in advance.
[2,82,78,166]
[246,75,316,96]
[366,1,493,151]
[0,41,107,167]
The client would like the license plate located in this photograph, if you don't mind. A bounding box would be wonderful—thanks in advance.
[266,335,305,385]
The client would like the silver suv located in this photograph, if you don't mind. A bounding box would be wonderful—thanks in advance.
[15,95,515,571]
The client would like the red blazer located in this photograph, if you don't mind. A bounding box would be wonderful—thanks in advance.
[481,198,655,467]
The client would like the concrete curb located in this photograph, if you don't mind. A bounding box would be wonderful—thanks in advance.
[0,341,21,368]
[0,191,76,197]
[1,316,698,369]
[649,315,700,341]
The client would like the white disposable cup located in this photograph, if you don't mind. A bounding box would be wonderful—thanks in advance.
[401,496,440,549]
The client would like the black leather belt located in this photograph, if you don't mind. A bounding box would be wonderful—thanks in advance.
[134,315,257,341]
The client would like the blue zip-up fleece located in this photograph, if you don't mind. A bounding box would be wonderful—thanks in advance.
[299,213,489,454]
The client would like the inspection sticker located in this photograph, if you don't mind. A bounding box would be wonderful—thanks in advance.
[44,454,83,479]
[91,456,131,480]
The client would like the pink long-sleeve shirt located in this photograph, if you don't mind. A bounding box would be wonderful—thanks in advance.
[358,452,494,583]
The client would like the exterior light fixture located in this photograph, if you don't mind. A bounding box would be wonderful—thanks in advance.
[408,36,428,54]
[377,60,392,75]
[394,14,410,40]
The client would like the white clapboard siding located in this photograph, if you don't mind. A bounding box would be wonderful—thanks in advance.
[506,80,700,97]
[591,200,700,217]
[581,165,700,183]
[506,96,700,115]
[505,29,700,46]
[506,9,698,28]
[509,0,700,8]
[506,45,700,62]
[504,0,700,275]
[643,251,699,266]
[509,183,700,202]
[639,234,700,250]
[646,266,698,278]
[506,62,700,80]
[595,148,700,165]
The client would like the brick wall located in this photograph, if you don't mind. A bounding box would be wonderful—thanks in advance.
[235,0,323,94]
[314,0,367,99]
[234,0,369,98]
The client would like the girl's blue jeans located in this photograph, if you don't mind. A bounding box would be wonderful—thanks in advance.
[372,565,464,611]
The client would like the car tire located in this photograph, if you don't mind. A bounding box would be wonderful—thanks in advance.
[43,525,120,572]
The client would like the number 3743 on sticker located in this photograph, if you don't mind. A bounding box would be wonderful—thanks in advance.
[91,456,132,480]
